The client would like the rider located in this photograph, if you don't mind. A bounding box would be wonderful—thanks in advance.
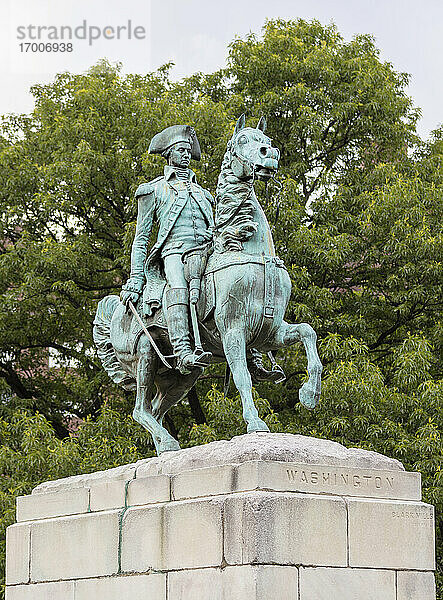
[121,124,282,381]
[121,124,213,374]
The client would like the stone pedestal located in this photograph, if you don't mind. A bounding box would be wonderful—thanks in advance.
[6,433,436,599]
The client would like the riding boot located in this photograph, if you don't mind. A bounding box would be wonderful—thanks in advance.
[165,287,211,374]
[247,348,286,384]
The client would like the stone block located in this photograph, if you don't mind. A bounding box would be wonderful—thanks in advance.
[168,567,224,600]
[236,460,421,501]
[172,464,235,500]
[224,492,347,567]
[120,505,163,573]
[348,498,435,569]
[33,463,137,494]
[135,432,404,477]
[89,480,127,512]
[5,523,30,585]
[5,581,75,600]
[397,571,436,600]
[31,510,120,582]
[168,565,298,600]
[168,460,420,502]
[75,574,166,599]
[126,474,170,506]
[121,498,223,572]
[16,488,89,522]
[251,565,298,599]
[163,498,223,569]
[299,567,395,599]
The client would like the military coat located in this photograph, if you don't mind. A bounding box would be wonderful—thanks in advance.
[129,166,214,314]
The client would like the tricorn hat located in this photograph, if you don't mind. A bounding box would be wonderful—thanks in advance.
[148,125,201,161]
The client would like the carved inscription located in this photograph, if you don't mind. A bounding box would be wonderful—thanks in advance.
[392,508,433,522]
[286,467,396,494]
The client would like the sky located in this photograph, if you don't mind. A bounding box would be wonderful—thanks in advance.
[1,0,442,139]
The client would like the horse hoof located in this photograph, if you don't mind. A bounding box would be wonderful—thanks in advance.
[299,383,320,409]
[247,419,270,433]
[156,438,181,454]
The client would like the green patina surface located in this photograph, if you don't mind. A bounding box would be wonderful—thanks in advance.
[93,116,322,455]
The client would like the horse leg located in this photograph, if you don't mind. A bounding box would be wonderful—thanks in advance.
[132,338,180,454]
[152,368,202,423]
[270,321,322,409]
[221,328,269,433]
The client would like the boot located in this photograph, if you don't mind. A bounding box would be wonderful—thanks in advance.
[247,348,286,384]
[165,288,211,374]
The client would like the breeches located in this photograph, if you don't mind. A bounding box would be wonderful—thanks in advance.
[163,254,187,288]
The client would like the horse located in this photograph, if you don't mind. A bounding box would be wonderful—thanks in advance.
[93,114,322,455]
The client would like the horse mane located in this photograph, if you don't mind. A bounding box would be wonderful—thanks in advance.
[214,148,258,252]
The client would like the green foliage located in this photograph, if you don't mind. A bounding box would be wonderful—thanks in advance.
[0,18,441,598]
[226,18,419,202]
[189,387,282,445]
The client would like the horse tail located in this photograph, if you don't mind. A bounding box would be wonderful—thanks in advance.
[93,295,136,390]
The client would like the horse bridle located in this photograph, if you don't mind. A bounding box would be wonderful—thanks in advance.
[214,134,281,232]
[228,136,258,177]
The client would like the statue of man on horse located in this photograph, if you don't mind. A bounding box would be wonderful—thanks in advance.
[93,115,322,455]
[119,123,283,381]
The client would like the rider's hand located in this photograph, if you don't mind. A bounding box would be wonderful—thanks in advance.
[120,277,144,308]
[120,289,140,307]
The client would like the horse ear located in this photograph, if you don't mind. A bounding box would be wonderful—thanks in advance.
[257,116,267,132]
[234,113,246,135]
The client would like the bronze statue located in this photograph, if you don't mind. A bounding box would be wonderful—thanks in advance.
[120,125,213,374]
[93,115,322,454]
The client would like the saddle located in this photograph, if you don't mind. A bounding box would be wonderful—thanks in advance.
[127,250,286,356]
[126,264,216,356]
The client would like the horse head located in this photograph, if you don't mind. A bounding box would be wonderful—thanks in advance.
[215,114,281,254]
[228,114,280,181]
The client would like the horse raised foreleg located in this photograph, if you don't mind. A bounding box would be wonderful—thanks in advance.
[221,328,269,433]
[271,322,322,409]
[133,338,180,454]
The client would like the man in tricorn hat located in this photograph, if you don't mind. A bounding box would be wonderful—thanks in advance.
[121,124,213,374]
[121,124,282,381]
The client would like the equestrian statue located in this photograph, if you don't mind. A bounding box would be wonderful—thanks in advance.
[93,115,323,455]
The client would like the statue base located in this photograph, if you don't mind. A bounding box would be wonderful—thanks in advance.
[6,433,436,599]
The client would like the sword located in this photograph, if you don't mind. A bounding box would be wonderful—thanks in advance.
[189,302,203,354]
[128,301,173,370]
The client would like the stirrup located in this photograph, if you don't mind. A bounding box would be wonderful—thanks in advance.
[178,350,212,374]
[249,361,286,384]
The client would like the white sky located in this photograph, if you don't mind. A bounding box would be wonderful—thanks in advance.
[1,0,442,139]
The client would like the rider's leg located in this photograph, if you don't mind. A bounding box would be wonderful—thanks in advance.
[164,254,211,374]
[164,286,193,373]
[247,347,286,383]
[164,254,188,288]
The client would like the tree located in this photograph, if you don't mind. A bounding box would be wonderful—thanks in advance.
[0,60,229,436]
[224,19,418,201]
[0,18,441,598]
